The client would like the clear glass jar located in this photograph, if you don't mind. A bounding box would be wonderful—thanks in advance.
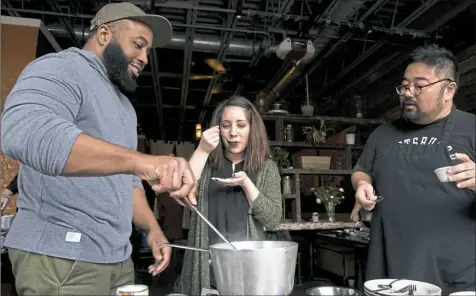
[312,212,320,223]
[284,124,293,142]
[282,176,292,194]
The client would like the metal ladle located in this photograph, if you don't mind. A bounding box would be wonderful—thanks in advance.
[182,198,237,250]
[170,133,235,250]
[193,206,237,249]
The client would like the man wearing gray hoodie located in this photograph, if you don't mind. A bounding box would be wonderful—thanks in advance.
[1,2,196,295]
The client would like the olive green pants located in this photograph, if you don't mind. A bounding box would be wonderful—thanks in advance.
[8,248,135,296]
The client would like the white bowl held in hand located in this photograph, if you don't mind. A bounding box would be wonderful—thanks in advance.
[434,166,451,182]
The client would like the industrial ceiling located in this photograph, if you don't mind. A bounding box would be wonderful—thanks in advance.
[2,0,476,141]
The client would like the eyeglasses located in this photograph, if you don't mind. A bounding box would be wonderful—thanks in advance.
[395,78,454,96]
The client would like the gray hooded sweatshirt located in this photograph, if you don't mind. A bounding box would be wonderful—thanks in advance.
[1,47,142,264]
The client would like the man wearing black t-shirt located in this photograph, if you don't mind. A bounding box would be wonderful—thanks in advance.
[353,44,475,293]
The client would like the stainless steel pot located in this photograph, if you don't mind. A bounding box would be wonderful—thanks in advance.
[161,240,298,295]
[211,240,298,296]
[305,286,361,296]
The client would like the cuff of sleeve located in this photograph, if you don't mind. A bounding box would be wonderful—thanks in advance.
[133,176,143,189]
[250,193,267,216]
[352,164,372,175]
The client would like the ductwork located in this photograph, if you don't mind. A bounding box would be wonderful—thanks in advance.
[47,24,263,57]
[262,0,366,105]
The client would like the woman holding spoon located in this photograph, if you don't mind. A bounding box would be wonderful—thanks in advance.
[176,96,282,296]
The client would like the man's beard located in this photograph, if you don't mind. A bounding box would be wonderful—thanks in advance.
[102,40,137,94]
[400,94,443,124]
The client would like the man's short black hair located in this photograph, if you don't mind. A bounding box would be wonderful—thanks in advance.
[410,44,459,85]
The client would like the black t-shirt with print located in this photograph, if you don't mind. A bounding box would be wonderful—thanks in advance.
[354,108,476,176]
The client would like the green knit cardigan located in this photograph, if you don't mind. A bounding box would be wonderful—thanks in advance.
[176,159,282,295]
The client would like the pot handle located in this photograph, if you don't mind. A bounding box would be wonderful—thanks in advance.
[201,287,219,296]
[155,242,210,254]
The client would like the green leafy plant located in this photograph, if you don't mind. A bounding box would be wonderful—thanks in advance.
[271,147,291,169]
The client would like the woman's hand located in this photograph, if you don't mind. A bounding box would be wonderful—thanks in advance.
[198,126,220,154]
[211,171,248,187]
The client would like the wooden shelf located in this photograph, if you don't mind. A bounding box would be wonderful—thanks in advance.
[270,141,364,149]
[282,193,297,199]
[262,114,386,125]
[281,169,353,175]
[265,114,379,223]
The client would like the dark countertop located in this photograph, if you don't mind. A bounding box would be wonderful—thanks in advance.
[316,230,370,248]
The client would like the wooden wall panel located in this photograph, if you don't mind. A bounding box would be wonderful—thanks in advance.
[1,23,40,215]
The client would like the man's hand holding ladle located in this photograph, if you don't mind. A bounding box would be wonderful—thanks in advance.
[133,155,197,207]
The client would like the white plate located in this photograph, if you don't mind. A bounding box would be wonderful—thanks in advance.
[449,292,476,296]
[364,279,442,296]
[266,109,289,114]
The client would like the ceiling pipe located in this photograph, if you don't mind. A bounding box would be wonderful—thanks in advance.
[261,0,365,108]
[47,24,264,57]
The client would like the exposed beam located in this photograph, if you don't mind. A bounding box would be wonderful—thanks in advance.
[233,0,294,98]
[136,104,223,110]
[259,0,365,110]
[332,49,406,99]
[177,0,199,141]
[45,0,80,47]
[198,0,243,123]
[1,0,20,17]
[150,49,165,140]
[272,0,294,29]
[460,68,476,87]
[341,0,475,103]
[320,0,476,115]
[423,0,476,33]
[457,43,476,62]
[279,0,390,102]
[459,54,476,76]
[314,0,440,101]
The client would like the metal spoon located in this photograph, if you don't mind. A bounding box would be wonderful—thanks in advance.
[221,134,230,148]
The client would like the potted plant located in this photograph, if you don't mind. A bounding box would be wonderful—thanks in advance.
[346,126,356,145]
[271,147,291,169]
[311,185,345,222]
